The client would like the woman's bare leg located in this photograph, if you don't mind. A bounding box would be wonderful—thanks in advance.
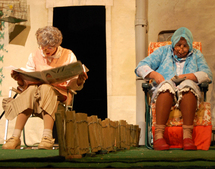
[41,111,54,139]
[38,111,55,150]
[2,109,33,149]
[14,109,32,130]
[42,111,54,129]
[12,109,33,138]
[179,90,197,150]
[154,91,173,150]
[155,91,174,140]
[156,91,174,125]
[180,90,197,139]
[180,90,197,125]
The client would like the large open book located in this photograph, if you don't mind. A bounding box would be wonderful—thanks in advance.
[6,61,88,85]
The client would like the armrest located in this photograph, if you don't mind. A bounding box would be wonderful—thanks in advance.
[11,87,22,94]
[198,82,209,92]
[198,82,209,102]
[136,77,152,92]
[142,82,152,91]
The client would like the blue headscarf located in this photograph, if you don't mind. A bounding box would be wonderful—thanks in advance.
[171,27,193,52]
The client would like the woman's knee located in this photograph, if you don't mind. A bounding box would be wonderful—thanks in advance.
[38,84,58,105]
[159,90,174,96]
[39,84,52,90]
[157,82,175,95]
[152,81,175,103]
[178,79,198,89]
[182,90,197,100]
[39,84,55,94]
[23,85,37,94]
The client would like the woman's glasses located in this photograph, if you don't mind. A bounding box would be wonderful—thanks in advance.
[39,46,55,51]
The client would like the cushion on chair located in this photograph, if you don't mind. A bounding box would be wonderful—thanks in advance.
[151,103,212,150]
[152,125,212,150]
[148,41,202,55]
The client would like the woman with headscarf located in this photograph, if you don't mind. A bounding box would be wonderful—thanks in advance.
[135,27,212,150]
[2,26,88,150]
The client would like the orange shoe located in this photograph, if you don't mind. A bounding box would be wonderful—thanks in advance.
[183,138,197,151]
[153,138,169,150]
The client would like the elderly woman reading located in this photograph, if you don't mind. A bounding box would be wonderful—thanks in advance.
[2,26,88,150]
[135,27,212,151]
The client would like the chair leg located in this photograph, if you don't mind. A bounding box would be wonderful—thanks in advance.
[145,93,153,150]
[22,127,28,147]
[4,120,9,144]
[3,88,13,144]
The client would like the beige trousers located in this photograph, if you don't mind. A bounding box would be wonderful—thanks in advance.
[2,84,61,120]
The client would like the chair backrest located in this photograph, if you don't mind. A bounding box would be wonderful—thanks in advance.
[148,41,202,55]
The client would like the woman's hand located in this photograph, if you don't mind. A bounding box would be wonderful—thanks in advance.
[147,71,165,85]
[77,72,88,86]
[11,70,24,86]
[178,73,198,83]
[11,70,44,91]
[171,75,186,85]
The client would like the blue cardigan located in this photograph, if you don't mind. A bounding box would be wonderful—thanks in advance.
[135,45,213,82]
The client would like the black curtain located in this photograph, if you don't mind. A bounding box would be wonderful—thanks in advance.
[53,6,107,120]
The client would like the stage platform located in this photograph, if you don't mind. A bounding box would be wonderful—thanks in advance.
[0,145,215,168]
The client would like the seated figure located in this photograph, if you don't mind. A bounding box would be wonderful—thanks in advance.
[135,27,212,150]
[2,26,88,150]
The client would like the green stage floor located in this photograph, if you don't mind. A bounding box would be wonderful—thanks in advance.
[0,145,215,168]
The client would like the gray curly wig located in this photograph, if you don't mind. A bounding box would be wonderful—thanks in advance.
[35,26,63,47]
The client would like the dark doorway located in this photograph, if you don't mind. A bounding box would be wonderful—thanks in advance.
[53,6,107,120]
